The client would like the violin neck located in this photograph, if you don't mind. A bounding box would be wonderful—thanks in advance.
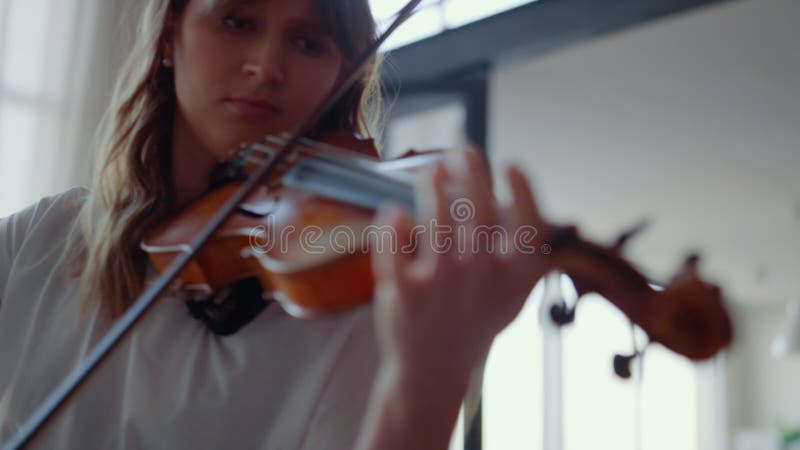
[282,153,417,215]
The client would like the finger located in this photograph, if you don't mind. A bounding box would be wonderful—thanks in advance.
[505,164,547,236]
[454,148,498,263]
[453,149,497,225]
[411,160,454,278]
[463,142,494,191]
[504,164,554,278]
[370,203,413,288]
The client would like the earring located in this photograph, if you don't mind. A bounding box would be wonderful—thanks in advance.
[242,62,259,75]
[162,57,173,68]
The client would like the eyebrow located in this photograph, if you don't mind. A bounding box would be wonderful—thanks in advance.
[202,0,263,16]
[203,0,330,31]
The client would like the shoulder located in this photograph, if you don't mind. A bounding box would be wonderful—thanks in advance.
[33,186,89,220]
[2,186,89,246]
[2,186,88,224]
[1,187,90,301]
[1,187,89,292]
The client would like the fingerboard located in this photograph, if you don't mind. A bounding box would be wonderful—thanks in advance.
[282,153,418,216]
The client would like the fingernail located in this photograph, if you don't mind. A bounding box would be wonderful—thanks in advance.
[375,202,397,221]
[444,150,465,173]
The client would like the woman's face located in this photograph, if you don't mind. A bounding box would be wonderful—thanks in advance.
[168,0,344,158]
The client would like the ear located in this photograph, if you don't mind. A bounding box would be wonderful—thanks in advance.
[161,8,178,62]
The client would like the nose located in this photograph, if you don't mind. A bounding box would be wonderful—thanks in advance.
[242,38,286,85]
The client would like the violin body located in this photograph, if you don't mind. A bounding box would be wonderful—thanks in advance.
[144,181,378,317]
[142,133,434,317]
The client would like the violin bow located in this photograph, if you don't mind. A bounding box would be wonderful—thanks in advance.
[1,1,424,448]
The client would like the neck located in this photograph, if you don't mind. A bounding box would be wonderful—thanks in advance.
[170,114,220,210]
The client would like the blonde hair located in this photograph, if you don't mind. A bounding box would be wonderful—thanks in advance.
[69,0,383,321]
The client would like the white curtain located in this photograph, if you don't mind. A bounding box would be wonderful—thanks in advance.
[0,0,134,216]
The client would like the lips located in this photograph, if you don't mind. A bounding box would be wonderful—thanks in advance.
[224,96,282,119]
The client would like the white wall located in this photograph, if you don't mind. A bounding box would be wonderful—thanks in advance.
[487,0,799,306]
[487,0,800,445]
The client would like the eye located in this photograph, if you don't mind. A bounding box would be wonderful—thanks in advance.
[222,13,255,33]
[294,37,327,56]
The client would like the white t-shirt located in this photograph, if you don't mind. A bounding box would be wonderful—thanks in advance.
[0,187,381,449]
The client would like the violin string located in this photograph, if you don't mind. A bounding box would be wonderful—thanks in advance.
[240,137,411,183]
[239,135,377,166]
[0,1,425,449]
[238,136,456,211]
[238,153,415,204]
[247,135,441,176]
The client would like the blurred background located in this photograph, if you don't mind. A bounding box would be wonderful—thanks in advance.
[1,0,798,449]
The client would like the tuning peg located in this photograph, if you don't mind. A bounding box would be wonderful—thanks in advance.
[684,253,700,270]
[668,252,702,285]
[611,219,650,251]
[613,352,639,379]
[550,299,577,326]
[613,341,650,379]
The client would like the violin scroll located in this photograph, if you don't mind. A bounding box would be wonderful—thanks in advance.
[542,222,733,361]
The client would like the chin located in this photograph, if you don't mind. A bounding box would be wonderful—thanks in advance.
[237,123,285,144]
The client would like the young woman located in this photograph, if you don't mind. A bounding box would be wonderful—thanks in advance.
[0,0,549,448]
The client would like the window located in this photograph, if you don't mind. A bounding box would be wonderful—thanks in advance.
[480,274,705,450]
[562,295,699,450]
[0,0,84,216]
[370,0,536,51]
[483,281,545,450]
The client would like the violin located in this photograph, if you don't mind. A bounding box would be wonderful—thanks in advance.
[141,130,732,362]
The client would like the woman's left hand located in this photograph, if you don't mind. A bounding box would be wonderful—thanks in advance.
[370,147,553,383]
[358,148,554,450]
